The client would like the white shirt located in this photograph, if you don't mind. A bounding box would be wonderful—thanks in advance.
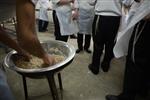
[37,0,51,9]
[94,0,122,16]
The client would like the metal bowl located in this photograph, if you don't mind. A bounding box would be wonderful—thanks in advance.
[3,40,75,74]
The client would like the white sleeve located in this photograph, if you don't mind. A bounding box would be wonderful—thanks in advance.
[122,0,134,7]
[40,0,51,9]
[88,0,97,6]
[73,0,79,9]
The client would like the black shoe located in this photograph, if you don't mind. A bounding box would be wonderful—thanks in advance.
[70,34,77,39]
[76,49,83,53]
[101,61,110,72]
[88,64,99,75]
[106,95,119,100]
[84,49,92,53]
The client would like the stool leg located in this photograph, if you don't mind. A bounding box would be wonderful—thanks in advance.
[47,74,59,100]
[22,76,28,100]
[58,73,63,90]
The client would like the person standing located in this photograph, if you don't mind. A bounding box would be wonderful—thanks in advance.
[51,0,79,42]
[76,0,94,54]
[37,0,51,32]
[106,0,150,100]
[88,0,122,74]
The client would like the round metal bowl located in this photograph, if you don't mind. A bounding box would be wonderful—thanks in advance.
[3,40,75,75]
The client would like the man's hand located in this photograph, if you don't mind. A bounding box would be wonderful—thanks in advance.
[42,54,56,65]
[144,14,150,21]
[72,9,78,20]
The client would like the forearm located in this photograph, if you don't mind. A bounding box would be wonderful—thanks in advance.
[57,0,73,5]
[16,0,46,58]
[0,28,22,52]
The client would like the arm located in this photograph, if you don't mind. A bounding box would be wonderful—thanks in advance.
[57,0,74,5]
[16,0,55,65]
[71,0,79,20]
[0,26,29,58]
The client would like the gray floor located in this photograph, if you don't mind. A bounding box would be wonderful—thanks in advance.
[0,21,126,100]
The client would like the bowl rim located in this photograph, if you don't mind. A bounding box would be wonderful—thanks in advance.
[3,40,75,73]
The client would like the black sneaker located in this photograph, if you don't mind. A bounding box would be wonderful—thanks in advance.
[88,64,99,75]
[84,49,92,53]
[76,49,83,53]
[106,95,119,100]
[101,61,110,72]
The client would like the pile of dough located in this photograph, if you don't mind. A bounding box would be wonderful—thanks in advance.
[15,48,65,69]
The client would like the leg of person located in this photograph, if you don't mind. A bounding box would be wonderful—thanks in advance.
[101,16,120,72]
[43,21,49,32]
[38,19,44,32]
[56,35,69,42]
[70,34,77,39]
[0,69,14,100]
[52,10,61,39]
[84,34,91,53]
[106,20,138,100]
[88,15,105,75]
[76,33,83,53]
[92,15,98,42]
[106,57,136,100]
[133,20,150,98]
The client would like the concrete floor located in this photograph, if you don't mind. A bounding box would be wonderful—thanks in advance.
[0,21,126,100]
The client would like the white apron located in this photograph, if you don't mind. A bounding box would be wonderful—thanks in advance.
[37,0,51,21]
[55,5,79,36]
[78,1,94,34]
[113,0,150,58]
[39,8,49,21]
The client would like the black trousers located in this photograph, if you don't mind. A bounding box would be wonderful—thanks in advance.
[77,33,91,50]
[38,19,49,32]
[91,15,120,67]
[119,20,150,100]
[52,10,69,42]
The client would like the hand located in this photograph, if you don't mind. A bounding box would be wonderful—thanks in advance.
[17,47,31,61]
[144,14,150,21]
[69,0,74,3]
[47,8,51,11]
[42,54,56,65]
[72,9,78,20]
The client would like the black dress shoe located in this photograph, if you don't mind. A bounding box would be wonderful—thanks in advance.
[106,95,119,100]
[88,64,99,75]
[76,49,83,53]
[101,61,110,72]
[84,49,92,53]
